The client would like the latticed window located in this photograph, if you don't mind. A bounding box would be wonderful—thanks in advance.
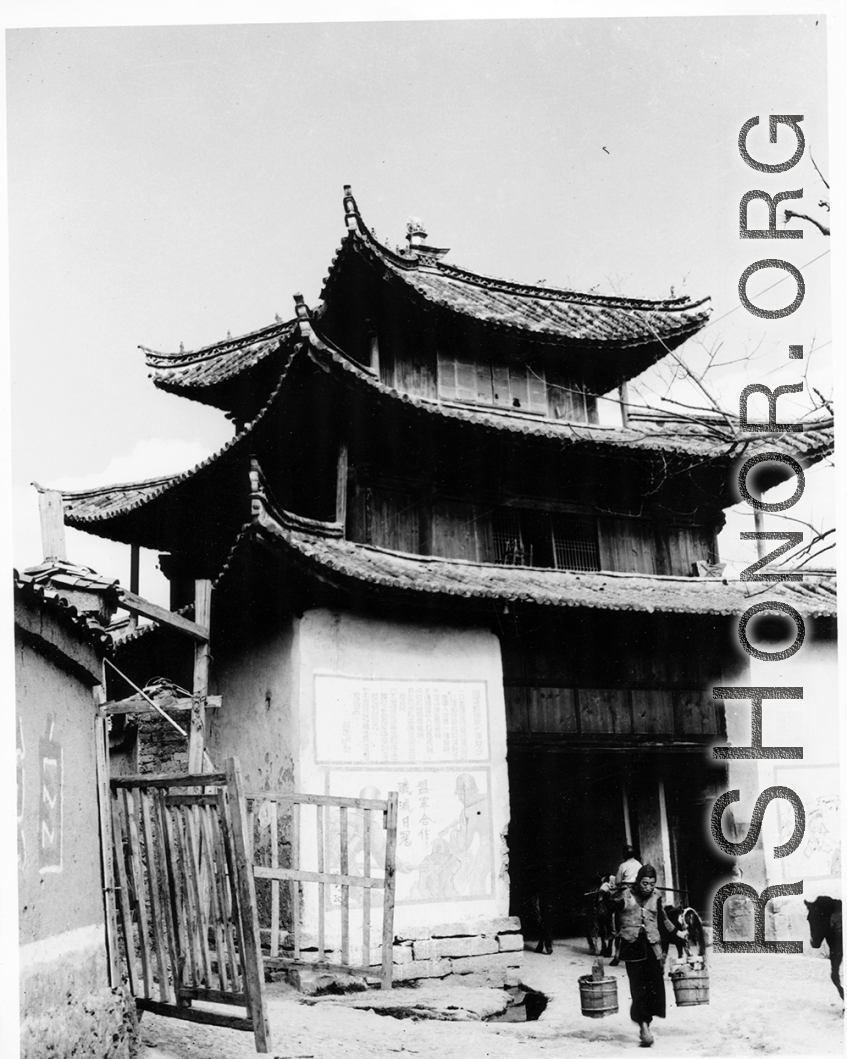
[492,509,530,565]
[551,513,600,572]
[437,352,547,415]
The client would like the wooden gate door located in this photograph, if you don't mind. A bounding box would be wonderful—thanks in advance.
[246,789,399,987]
[110,758,271,1052]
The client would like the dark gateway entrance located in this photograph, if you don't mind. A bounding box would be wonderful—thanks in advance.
[507,747,728,939]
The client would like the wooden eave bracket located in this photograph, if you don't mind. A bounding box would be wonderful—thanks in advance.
[115,588,210,642]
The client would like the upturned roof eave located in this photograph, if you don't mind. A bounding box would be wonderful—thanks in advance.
[320,201,712,354]
[142,318,298,409]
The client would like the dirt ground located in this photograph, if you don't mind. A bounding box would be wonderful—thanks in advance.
[139,940,844,1059]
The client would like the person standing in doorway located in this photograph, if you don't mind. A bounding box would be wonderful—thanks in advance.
[609,844,642,964]
[609,864,683,1048]
[615,844,642,886]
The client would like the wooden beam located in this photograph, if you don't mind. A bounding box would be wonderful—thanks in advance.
[136,998,252,1032]
[253,865,386,888]
[188,580,212,773]
[101,695,221,716]
[116,590,209,642]
[111,771,227,789]
[38,489,67,561]
[243,790,388,810]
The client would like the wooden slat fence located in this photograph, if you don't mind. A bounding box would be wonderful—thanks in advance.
[245,790,398,988]
[109,760,271,1052]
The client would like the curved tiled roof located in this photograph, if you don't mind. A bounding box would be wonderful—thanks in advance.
[52,315,835,541]
[243,494,838,619]
[138,187,710,408]
[323,187,711,350]
[142,318,296,407]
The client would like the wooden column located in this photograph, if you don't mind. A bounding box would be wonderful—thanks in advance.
[188,580,212,773]
[621,781,633,847]
[657,778,674,893]
[129,544,140,594]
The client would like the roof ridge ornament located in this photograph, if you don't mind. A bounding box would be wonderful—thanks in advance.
[403,215,450,264]
[406,216,428,248]
[343,184,360,231]
[293,292,315,341]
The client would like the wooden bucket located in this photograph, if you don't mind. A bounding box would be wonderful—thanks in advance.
[670,966,710,1006]
[578,974,619,1018]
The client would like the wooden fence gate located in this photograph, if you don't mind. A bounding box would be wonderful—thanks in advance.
[245,789,399,988]
[110,758,271,1052]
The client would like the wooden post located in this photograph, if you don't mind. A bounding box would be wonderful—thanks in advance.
[188,580,212,773]
[94,686,120,988]
[621,781,633,848]
[369,331,380,377]
[618,382,630,429]
[38,489,67,561]
[130,544,140,594]
[336,440,348,533]
[225,758,272,1053]
[381,792,398,989]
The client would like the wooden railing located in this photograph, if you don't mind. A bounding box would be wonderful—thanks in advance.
[245,790,399,988]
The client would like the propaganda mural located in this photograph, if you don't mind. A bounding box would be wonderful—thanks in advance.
[315,677,495,904]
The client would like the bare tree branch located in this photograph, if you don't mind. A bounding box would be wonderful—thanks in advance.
[784,208,830,237]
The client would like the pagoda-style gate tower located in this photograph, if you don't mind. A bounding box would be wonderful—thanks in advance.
[53,188,834,979]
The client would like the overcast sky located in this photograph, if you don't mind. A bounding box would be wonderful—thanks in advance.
[6,12,835,602]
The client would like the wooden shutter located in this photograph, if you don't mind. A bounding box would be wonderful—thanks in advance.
[437,350,457,400]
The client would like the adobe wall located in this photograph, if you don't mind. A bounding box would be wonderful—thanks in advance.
[15,608,134,1059]
[207,616,298,794]
[291,607,519,985]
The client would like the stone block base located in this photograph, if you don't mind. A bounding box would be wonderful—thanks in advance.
[392,918,523,986]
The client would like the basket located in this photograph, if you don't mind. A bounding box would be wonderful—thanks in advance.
[670,966,710,1006]
[578,974,619,1018]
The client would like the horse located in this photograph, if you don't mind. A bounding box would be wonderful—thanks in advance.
[660,905,706,969]
[806,896,843,1001]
